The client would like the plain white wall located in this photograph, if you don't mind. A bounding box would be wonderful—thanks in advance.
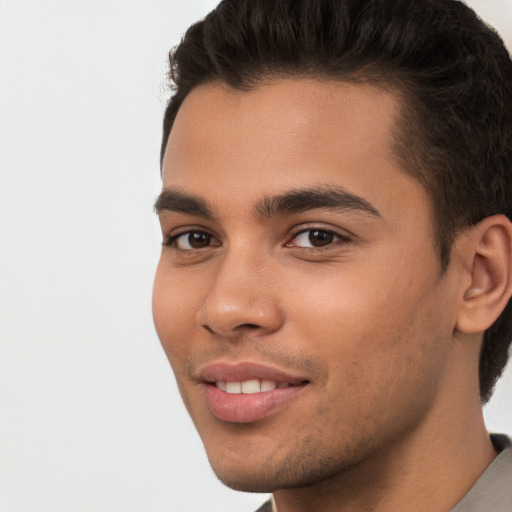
[0,1,510,511]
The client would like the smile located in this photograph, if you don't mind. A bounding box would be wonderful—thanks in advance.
[216,379,293,394]
[197,362,310,423]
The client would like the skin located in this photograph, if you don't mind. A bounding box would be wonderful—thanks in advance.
[153,80,500,512]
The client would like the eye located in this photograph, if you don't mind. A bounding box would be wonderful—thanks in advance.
[165,230,220,250]
[287,229,350,248]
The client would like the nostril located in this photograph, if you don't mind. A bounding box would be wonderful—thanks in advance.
[202,324,215,334]
[201,322,261,337]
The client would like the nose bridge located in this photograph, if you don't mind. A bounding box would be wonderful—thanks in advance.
[198,240,283,337]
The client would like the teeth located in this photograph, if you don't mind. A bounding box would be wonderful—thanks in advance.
[261,380,277,392]
[241,379,260,394]
[216,379,291,393]
[226,382,242,394]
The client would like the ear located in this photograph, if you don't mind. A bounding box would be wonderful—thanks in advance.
[456,215,512,334]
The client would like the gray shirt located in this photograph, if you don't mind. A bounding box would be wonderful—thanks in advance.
[255,435,512,512]
[451,434,512,512]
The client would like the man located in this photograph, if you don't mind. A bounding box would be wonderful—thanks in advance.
[152,0,512,511]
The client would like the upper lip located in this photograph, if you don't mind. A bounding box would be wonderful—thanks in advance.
[197,361,310,385]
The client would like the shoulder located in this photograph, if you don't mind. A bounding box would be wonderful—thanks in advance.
[254,499,273,512]
[451,434,512,512]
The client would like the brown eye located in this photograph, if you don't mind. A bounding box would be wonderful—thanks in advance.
[308,230,335,247]
[171,231,219,250]
[188,232,211,249]
[288,229,350,249]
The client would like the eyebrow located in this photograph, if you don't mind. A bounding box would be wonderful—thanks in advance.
[254,186,381,218]
[154,188,215,218]
[154,185,381,219]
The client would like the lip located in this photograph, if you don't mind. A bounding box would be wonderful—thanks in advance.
[198,362,310,423]
[198,361,309,385]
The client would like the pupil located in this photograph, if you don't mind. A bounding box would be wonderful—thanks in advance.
[309,230,333,247]
[189,232,210,248]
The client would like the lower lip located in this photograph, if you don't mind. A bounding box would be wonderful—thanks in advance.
[204,384,307,423]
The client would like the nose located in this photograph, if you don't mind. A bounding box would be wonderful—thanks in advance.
[197,250,284,339]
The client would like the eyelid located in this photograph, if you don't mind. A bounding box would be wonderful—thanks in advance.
[162,227,221,250]
[161,223,353,251]
[285,225,353,249]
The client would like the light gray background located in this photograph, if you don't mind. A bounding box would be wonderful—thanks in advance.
[0,1,511,511]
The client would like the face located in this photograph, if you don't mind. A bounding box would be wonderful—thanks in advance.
[153,80,461,492]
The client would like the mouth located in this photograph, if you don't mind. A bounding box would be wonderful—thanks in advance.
[198,363,310,423]
[214,379,297,394]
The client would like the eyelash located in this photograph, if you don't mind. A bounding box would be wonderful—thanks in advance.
[286,228,352,250]
[162,230,219,250]
[162,227,352,252]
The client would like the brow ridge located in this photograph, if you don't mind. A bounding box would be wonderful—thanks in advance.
[154,185,381,221]
[254,186,381,218]
[154,187,214,218]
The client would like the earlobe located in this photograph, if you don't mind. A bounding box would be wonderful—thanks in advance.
[456,215,512,334]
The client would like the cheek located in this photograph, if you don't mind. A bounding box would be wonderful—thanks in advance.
[152,259,200,364]
[284,256,448,386]
[349,294,447,416]
[152,263,206,420]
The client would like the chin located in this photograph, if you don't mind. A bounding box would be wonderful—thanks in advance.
[207,447,359,493]
[207,456,278,492]
[215,474,278,493]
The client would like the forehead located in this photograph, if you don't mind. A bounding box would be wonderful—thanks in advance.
[161,79,427,222]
